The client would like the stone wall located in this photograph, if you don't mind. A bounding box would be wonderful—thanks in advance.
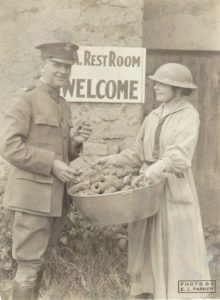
[0,0,144,159]
[144,0,220,50]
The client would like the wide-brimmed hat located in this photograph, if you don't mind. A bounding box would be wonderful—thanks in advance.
[148,63,197,89]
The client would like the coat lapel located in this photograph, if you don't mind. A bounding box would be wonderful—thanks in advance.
[152,96,193,118]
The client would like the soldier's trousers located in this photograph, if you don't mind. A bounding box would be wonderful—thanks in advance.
[11,204,67,282]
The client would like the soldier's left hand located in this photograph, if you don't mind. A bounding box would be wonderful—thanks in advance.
[73,121,92,145]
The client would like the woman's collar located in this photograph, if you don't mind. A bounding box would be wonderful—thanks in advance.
[152,96,193,118]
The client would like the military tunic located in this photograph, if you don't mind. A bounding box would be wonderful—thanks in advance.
[0,79,81,280]
[1,79,79,217]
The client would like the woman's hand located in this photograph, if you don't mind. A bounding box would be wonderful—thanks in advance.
[94,155,125,168]
[145,160,166,179]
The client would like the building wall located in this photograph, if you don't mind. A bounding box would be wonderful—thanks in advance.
[144,0,220,51]
[0,0,144,158]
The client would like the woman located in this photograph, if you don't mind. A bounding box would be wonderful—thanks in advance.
[97,63,210,299]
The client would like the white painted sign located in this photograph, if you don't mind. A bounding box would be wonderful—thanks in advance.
[61,46,146,103]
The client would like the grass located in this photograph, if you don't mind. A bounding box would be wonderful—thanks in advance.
[41,236,130,300]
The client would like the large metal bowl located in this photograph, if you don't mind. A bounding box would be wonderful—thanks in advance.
[67,180,164,225]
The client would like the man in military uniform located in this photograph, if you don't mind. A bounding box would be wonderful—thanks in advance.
[0,42,92,299]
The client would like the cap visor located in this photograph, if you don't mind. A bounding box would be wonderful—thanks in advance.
[49,58,74,65]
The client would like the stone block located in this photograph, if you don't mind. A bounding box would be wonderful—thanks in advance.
[93,119,138,139]
[107,141,119,154]
[118,138,136,151]
[83,141,108,156]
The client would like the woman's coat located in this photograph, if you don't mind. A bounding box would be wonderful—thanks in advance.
[120,96,210,299]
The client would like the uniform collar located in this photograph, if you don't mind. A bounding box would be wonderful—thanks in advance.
[36,78,60,100]
[152,96,193,118]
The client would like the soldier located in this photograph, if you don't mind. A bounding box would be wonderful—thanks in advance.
[0,42,92,300]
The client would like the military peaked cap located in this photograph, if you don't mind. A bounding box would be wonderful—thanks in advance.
[36,42,79,65]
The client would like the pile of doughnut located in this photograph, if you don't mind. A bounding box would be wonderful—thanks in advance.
[68,165,162,196]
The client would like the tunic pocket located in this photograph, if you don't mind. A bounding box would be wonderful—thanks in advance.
[35,115,59,127]
[167,173,194,204]
[15,168,54,184]
[33,115,59,144]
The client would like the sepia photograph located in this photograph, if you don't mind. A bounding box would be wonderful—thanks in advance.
[0,0,219,299]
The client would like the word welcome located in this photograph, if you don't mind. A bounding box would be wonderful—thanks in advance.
[63,79,138,100]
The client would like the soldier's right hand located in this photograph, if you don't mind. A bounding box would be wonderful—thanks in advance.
[52,160,82,182]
